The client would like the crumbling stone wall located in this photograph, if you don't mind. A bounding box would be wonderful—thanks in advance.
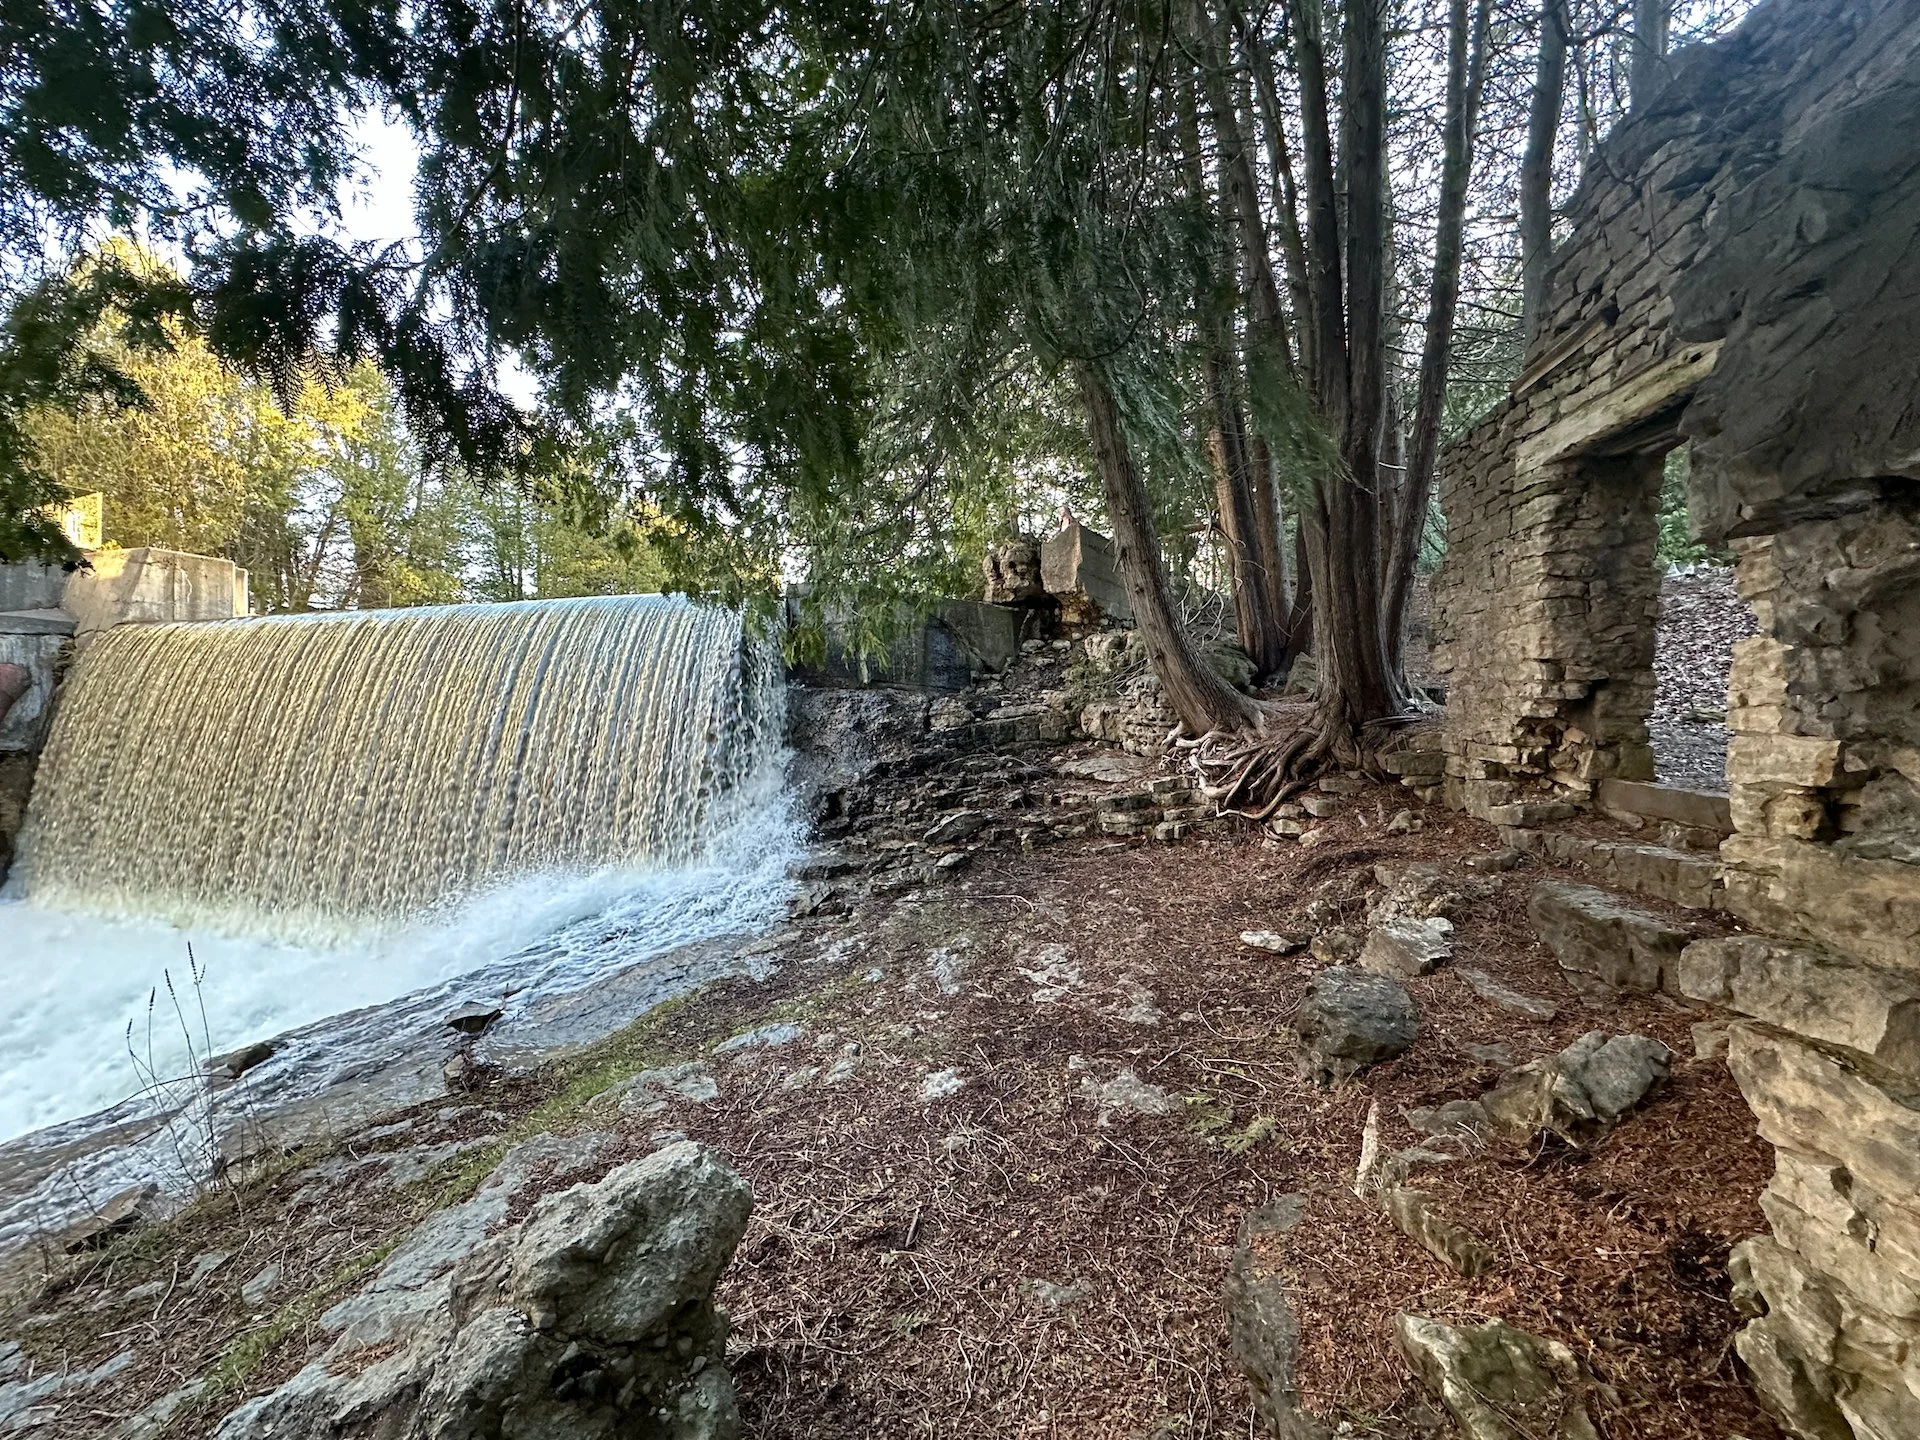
[1431,46,1730,819]
[1434,1,1920,1434]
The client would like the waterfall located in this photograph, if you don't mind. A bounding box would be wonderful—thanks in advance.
[15,595,784,942]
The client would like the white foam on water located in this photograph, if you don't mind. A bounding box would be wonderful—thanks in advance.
[0,794,800,1145]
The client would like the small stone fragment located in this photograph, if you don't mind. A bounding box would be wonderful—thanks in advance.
[920,1068,966,1101]
[240,1263,282,1307]
[714,1022,804,1054]
[1241,930,1306,955]
[1309,930,1361,965]
[187,1250,232,1290]
[1079,1067,1175,1125]
[446,1002,504,1035]
[1028,1278,1095,1309]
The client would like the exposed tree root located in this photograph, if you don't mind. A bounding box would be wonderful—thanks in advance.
[1174,701,1417,823]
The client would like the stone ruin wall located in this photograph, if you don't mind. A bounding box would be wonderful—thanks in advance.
[1433,1,1920,1435]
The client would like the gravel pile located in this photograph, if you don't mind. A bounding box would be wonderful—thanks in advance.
[1651,568,1756,793]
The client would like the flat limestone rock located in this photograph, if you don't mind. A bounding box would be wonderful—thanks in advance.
[1359,917,1454,979]
[1381,1185,1496,1278]
[1223,1197,1325,1440]
[1404,1099,1492,1139]
[1526,880,1693,994]
[1396,1314,1600,1440]
[1457,967,1558,1020]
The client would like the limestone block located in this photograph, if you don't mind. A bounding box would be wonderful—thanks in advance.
[1527,880,1693,992]
[1720,835,1920,973]
[1731,784,1832,841]
[1678,937,1920,1076]
[1596,779,1733,834]
[1727,1025,1920,1203]
[1738,1234,1920,1440]
[1762,1150,1920,1321]
[1728,634,1793,709]
[1729,734,1846,789]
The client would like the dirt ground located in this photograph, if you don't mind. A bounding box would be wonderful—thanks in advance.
[0,789,1781,1439]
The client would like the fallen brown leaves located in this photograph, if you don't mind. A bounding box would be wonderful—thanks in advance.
[4,789,1781,1440]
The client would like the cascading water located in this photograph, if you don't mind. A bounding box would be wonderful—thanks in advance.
[19,595,780,935]
[0,596,798,1147]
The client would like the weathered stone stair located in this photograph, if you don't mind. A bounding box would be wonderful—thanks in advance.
[1501,779,1735,912]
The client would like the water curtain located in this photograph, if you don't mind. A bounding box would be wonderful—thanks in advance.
[16,596,781,940]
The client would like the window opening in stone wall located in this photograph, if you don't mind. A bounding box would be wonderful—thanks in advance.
[1649,443,1756,794]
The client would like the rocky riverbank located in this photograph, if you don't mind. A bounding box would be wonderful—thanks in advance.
[1,760,1781,1437]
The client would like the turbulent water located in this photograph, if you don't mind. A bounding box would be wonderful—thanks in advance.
[0,595,798,1144]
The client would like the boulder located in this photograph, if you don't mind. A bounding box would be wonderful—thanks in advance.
[1526,880,1693,993]
[1482,1032,1673,1146]
[1359,917,1453,979]
[1222,1197,1326,1440]
[1295,968,1420,1084]
[215,1138,751,1440]
[1396,1315,1600,1440]
[1206,641,1258,690]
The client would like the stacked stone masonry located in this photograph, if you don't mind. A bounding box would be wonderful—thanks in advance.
[1432,1,1920,1435]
